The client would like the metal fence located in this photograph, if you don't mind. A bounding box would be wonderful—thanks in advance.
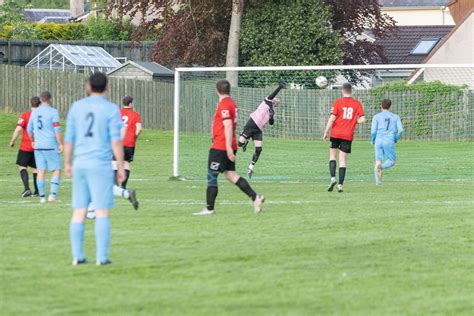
[1,64,472,140]
[0,39,155,66]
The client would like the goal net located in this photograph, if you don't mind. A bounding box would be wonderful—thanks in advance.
[173,64,474,179]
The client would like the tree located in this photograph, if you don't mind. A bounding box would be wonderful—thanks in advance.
[239,0,343,87]
[226,0,244,86]
[324,0,397,65]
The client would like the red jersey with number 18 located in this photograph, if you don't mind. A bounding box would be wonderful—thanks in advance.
[330,97,364,141]
[211,97,238,151]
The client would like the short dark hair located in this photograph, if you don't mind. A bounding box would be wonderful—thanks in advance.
[89,72,108,93]
[40,91,52,103]
[342,83,352,94]
[30,96,41,108]
[216,80,231,95]
[382,99,392,110]
[123,96,133,107]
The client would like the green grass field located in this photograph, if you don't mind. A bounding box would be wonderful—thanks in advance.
[1,112,473,315]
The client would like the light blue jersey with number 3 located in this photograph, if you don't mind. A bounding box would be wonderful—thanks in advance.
[65,96,123,168]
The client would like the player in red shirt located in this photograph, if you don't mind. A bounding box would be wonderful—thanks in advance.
[323,83,365,192]
[115,96,142,189]
[194,80,265,216]
[9,97,41,197]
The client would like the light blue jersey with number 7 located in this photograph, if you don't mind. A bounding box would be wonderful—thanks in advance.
[371,111,404,144]
[65,96,123,168]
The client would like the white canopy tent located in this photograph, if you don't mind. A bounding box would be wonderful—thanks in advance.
[26,44,121,74]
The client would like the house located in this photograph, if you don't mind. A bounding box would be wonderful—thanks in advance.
[23,9,71,24]
[107,61,174,82]
[380,0,454,25]
[420,2,474,87]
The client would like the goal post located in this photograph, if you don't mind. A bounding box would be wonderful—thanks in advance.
[172,64,474,179]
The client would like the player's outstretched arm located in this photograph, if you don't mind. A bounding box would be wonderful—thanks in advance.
[322,115,336,140]
[9,126,22,149]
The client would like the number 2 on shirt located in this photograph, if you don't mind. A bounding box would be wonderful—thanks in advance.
[122,115,129,127]
[342,107,353,119]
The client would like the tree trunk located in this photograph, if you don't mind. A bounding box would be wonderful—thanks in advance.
[226,0,244,87]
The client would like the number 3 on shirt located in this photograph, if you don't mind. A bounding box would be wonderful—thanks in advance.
[342,107,353,119]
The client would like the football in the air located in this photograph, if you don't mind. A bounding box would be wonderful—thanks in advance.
[315,76,328,88]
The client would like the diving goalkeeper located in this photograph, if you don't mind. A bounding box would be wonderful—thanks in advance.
[238,81,285,178]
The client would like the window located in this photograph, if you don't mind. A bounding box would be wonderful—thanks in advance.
[411,39,440,55]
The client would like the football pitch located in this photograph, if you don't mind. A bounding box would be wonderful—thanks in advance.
[1,112,473,315]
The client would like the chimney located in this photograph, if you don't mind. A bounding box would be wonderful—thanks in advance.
[70,0,85,18]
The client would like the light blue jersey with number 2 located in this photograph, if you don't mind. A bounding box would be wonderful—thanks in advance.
[65,96,123,168]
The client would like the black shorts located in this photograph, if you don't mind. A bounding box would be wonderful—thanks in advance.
[114,146,135,162]
[208,149,236,173]
[17,150,36,168]
[241,118,263,141]
[330,137,352,154]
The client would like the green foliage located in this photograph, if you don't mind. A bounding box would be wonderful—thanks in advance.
[34,23,88,40]
[240,0,343,88]
[84,16,135,41]
[0,1,28,25]
[370,81,467,136]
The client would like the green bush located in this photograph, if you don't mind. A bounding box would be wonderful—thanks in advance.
[85,16,135,41]
[34,23,87,40]
[369,81,467,136]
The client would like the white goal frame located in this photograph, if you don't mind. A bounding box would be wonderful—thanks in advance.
[172,63,473,178]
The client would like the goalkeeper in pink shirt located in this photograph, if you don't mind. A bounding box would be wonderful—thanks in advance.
[238,81,285,178]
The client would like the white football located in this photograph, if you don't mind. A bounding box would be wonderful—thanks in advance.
[315,76,328,88]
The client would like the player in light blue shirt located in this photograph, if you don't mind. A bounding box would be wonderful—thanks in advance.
[64,72,125,266]
[371,99,404,185]
[27,91,63,203]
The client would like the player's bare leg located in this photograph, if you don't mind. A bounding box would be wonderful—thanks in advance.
[337,151,347,192]
[71,209,87,266]
[375,160,383,185]
[247,140,263,179]
[328,148,338,192]
[225,171,264,213]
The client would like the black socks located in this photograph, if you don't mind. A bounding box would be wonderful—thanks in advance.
[32,173,38,194]
[206,186,218,211]
[122,170,131,188]
[235,177,257,201]
[20,169,29,191]
[329,160,336,178]
[252,147,262,165]
[339,167,346,185]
